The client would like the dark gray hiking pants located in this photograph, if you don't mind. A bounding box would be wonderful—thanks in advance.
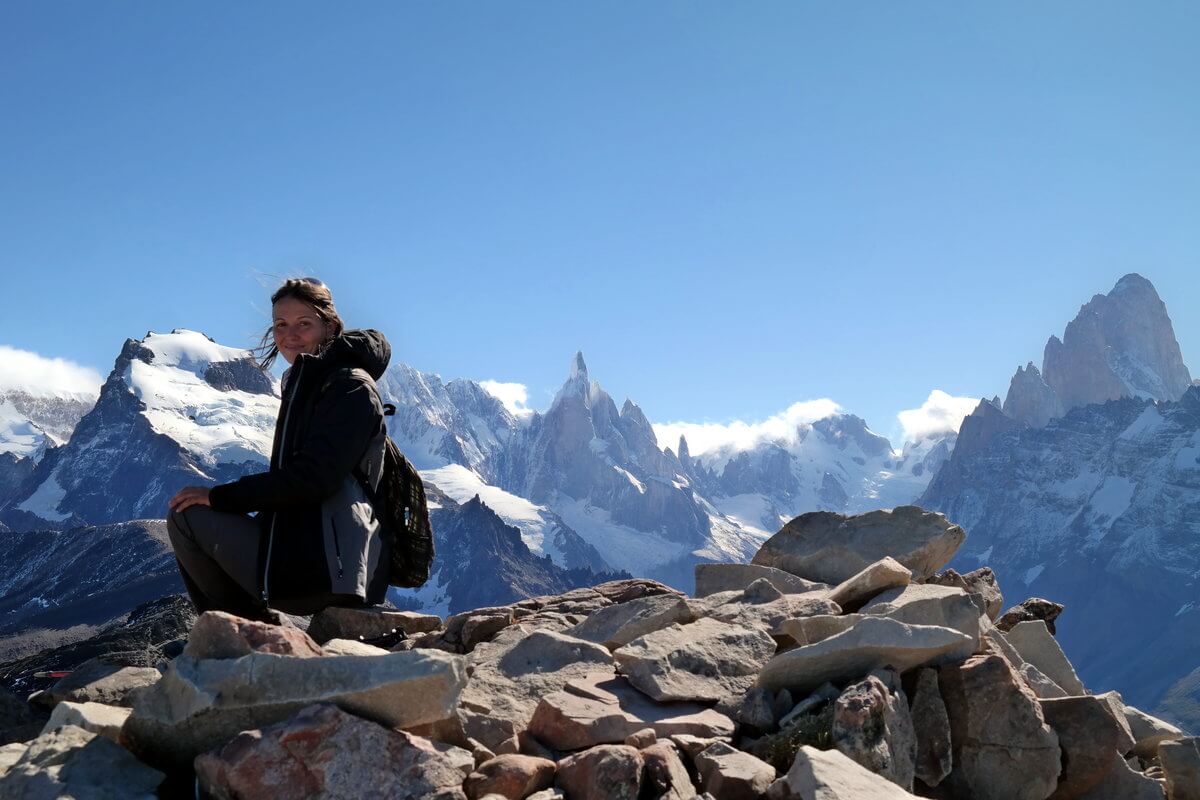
[167,505,264,620]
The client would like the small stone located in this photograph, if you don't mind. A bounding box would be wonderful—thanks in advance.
[996,598,1064,635]
[739,687,779,732]
[45,659,162,708]
[464,754,555,800]
[41,701,130,742]
[695,741,776,800]
[306,606,442,644]
[555,744,642,800]
[321,638,391,656]
[928,567,1004,620]
[641,740,696,800]
[1121,699,1188,759]
[695,563,828,597]
[624,727,657,749]
[1018,663,1068,699]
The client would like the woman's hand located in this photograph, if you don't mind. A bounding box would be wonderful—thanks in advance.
[169,486,211,514]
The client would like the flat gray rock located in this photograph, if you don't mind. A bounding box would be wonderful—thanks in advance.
[614,618,777,704]
[861,584,981,660]
[752,506,965,584]
[528,672,734,750]
[122,648,467,771]
[565,595,694,650]
[1003,620,1086,696]
[757,616,973,696]
[459,628,615,751]
[695,563,828,597]
[778,745,921,798]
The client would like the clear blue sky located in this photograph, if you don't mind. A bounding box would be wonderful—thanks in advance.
[2,2,1198,446]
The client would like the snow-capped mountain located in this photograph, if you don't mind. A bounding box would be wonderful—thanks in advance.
[1003,273,1192,427]
[0,387,97,509]
[922,391,1200,730]
[922,274,1200,730]
[0,330,277,530]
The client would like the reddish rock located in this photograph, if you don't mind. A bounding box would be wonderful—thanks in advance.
[194,703,470,799]
[694,741,775,799]
[831,675,916,791]
[908,668,952,788]
[1040,696,1137,799]
[555,744,642,800]
[938,654,1060,800]
[641,740,696,800]
[185,611,324,659]
[464,754,555,799]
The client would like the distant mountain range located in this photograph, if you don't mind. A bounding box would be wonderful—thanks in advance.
[1,272,1196,730]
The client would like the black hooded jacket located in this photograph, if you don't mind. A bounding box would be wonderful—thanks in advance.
[209,329,391,613]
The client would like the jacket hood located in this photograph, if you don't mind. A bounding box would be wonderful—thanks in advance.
[312,329,391,380]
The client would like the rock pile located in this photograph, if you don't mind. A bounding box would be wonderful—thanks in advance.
[0,505,1195,799]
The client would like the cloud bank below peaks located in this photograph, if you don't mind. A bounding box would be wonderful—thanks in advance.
[652,399,843,457]
[897,390,979,442]
[480,380,536,421]
[0,345,103,400]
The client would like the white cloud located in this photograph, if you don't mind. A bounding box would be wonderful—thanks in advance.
[897,390,979,442]
[0,345,103,399]
[480,379,535,420]
[652,399,843,457]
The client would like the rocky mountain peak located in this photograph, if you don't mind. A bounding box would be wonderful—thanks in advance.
[1004,274,1191,427]
[569,350,589,381]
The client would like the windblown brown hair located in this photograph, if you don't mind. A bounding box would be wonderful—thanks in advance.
[253,277,346,371]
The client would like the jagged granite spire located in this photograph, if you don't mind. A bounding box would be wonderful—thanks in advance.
[1003,274,1191,427]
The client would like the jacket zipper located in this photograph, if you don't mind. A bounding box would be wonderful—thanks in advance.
[262,359,305,605]
[330,517,344,579]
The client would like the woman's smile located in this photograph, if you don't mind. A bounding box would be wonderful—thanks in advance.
[272,296,330,364]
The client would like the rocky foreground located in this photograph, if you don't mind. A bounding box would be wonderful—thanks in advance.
[0,506,1196,799]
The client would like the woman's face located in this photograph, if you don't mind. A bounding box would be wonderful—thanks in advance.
[272,296,330,365]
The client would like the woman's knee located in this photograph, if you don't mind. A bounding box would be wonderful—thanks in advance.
[167,506,202,545]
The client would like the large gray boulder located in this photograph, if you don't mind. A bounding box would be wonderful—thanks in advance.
[614,618,776,704]
[751,506,965,584]
[121,649,467,770]
[757,617,973,696]
[938,654,1061,800]
[458,628,615,751]
[0,724,164,799]
[694,741,776,799]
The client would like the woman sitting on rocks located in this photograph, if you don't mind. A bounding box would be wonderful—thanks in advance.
[166,277,391,620]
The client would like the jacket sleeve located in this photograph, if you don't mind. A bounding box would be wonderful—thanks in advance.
[208,373,381,512]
